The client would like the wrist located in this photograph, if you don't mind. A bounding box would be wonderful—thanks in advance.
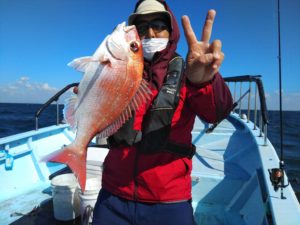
[186,77,212,88]
[187,75,213,86]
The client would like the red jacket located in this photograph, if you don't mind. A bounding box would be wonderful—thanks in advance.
[102,73,232,203]
[102,1,232,203]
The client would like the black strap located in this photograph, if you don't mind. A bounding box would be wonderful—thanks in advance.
[164,142,196,159]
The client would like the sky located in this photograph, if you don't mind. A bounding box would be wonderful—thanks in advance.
[0,0,299,110]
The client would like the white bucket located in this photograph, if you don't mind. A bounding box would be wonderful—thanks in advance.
[79,177,102,223]
[51,173,80,221]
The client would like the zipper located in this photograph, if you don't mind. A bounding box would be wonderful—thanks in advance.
[132,63,153,200]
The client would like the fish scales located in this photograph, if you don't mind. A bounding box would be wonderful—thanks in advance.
[44,22,149,191]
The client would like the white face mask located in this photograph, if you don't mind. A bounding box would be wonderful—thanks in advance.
[141,38,169,61]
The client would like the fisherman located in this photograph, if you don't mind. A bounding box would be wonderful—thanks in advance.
[91,0,232,224]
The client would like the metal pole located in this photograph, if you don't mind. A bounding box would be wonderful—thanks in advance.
[56,101,59,125]
[253,84,258,130]
[35,117,39,130]
[247,82,251,123]
[264,124,268,146]
[233,82,237,113]
[239,82,242,117]
[259,112,263,137]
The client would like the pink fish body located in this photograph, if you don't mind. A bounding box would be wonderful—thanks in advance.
[46,22,150,191]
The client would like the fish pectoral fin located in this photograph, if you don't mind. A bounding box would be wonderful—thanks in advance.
[68,56,99,73]
[44,146,87,192]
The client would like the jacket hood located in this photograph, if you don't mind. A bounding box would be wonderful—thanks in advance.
[132,0,180,90]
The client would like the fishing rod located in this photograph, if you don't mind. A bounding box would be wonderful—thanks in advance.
[268,0,289,199]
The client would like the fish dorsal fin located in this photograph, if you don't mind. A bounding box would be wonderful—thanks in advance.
[63,94,78,131]
[97,79,152,138]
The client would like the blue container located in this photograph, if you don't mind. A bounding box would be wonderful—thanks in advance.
[5,153,14,170]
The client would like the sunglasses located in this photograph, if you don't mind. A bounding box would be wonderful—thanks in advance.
[135,20,169,37]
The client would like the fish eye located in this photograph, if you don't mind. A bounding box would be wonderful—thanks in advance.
[130,41,139,52]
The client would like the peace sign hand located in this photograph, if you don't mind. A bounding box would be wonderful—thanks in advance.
[182,10,224,84]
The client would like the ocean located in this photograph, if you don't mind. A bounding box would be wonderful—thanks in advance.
[0,103,299,201]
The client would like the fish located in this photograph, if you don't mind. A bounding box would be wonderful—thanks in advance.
[45,22,150,191]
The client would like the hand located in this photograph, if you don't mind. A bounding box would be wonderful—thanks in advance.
[182,10,224,84]
[73,86,78,94]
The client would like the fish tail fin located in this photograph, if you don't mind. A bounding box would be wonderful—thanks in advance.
[63,95,78,130]
[43,144,87,192]
[97,79,152,138]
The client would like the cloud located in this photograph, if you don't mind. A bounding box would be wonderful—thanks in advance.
[265,91,300,111]
[223,88,299,111]
[40,83,57,91]
[0,76,68,104]
[1,77,299,111]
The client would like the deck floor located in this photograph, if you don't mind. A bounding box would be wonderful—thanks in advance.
[9,199,81,225]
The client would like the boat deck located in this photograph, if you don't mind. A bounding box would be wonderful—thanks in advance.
[191,115,267,224]
[7,197,81,225]
[191,114,300,225]
[1,114,300,225]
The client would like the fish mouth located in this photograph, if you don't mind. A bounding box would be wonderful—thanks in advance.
[106,22,140,61]
[124,25,136,32]
[124,25,140,39]
[124,24,140,46]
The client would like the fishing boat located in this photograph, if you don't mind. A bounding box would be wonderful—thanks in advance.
[1,74,300,225]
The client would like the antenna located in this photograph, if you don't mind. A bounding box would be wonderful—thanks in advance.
[268,0,289,199]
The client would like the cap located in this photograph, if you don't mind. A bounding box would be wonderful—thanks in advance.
[128,0,172,28]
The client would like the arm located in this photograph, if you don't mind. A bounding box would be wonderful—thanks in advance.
[186,72,232,123]
[182,10,232,122]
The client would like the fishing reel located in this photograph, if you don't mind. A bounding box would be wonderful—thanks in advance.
[268,161,289,199]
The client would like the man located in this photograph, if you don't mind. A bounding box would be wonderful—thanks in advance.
[92,1,232,224]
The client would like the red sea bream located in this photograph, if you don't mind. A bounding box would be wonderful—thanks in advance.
[46,22,150,191]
